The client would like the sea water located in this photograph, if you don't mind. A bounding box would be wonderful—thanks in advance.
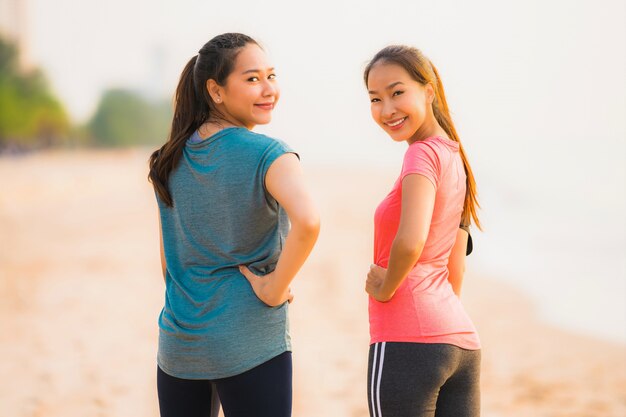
[470,135,626,343]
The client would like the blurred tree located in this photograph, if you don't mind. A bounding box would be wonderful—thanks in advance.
[0,37,70,150]
[87,88,171,147]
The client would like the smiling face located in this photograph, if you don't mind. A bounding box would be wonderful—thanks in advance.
[367,61,437,144]
[208,43,279,129]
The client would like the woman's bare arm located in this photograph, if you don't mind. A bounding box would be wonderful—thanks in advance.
[239,153,320,306]
[366,174,436,302]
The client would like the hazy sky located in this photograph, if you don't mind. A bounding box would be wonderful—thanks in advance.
[25,0,625,158]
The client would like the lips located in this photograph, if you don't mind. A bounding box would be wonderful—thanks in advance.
[255,103,275,111]
[385,117,407,131]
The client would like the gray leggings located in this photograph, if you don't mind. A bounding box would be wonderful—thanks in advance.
[368,342,481,417]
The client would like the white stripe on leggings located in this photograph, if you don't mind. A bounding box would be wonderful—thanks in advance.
[370,343,379,417]
[376,342,386,417]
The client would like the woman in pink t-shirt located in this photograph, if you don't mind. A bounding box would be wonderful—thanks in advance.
[363,45,482,417]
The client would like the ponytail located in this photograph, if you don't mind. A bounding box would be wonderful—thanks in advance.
[148,55,207,206]
[429,62,481,230]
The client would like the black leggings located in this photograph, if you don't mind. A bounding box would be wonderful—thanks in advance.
[157,351,292,417]
[368,342,480,417]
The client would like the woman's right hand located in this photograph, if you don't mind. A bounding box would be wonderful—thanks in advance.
[239,265,294,307]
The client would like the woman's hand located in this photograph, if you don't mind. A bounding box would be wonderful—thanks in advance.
[366,264,394,302]
[239,265,294,307]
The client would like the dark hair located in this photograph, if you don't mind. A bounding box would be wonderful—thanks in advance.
[148,33,258,207]
[364,45,481,229]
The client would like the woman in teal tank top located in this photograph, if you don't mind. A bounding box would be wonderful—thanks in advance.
[148,33,320,417]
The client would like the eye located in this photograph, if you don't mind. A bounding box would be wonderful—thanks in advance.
[268,73,277,80]
[247,76,259,82]
[392,90,404,97]
[370,98,380,103]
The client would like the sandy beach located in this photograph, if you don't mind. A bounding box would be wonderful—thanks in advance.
[1,149,624,417]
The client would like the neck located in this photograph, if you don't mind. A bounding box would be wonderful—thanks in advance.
[198,115,249,139]
[406,115,447,145]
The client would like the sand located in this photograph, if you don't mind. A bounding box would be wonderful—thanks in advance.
[1,149,624,416]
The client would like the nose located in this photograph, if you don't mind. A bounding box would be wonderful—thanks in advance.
[381,100,396,119]
[262,78,278,98]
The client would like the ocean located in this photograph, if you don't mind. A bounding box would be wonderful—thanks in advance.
[470,135,626,343]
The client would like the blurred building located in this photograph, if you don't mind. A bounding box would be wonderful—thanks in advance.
[0,0,32,69]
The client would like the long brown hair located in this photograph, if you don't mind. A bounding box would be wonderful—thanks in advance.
[364,45,481,229]
[148,33,258,207]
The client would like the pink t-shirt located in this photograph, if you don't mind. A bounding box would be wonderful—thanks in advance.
[370,136,480,350]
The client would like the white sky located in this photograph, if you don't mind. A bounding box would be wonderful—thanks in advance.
[25,0,625,161]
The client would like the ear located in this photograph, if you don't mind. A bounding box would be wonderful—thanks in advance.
[425,83,435,104]
[206,79,223,104]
